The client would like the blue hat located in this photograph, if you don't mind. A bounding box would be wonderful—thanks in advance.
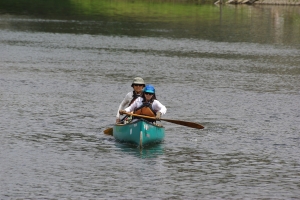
[144,84,155,94]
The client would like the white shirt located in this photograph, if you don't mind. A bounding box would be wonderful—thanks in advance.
[124,97,167,116]
[116,91,136,119]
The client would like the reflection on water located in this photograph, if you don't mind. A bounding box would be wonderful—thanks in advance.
[1,0,300,199]
[115,143,165,159]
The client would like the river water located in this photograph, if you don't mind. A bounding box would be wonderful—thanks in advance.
[0,1,300,199]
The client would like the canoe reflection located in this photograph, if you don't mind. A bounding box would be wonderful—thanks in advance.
[115,143,165,159]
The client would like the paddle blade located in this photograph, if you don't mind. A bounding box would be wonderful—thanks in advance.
[161,119,204,129]
[103,127,113,136]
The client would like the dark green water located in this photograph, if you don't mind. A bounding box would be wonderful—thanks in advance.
[0,0,299,199]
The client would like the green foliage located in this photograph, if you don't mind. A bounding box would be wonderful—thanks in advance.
[0,0,219,21]
[70,0,219,21]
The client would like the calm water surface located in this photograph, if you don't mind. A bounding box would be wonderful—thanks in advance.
[0,1,300,199]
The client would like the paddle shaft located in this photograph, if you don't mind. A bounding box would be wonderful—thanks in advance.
[123,112,204,129]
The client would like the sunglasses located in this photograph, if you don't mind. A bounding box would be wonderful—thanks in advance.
[144,92,154,95]
[133,84,144,87]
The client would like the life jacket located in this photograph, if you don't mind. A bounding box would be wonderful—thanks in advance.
[129,91,141,106]
[121,91,142,124]
[134,102,156,122]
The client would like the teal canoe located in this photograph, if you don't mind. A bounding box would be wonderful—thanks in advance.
[113,119,165,148]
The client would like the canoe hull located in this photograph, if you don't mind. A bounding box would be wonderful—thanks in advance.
[113,119,165,147]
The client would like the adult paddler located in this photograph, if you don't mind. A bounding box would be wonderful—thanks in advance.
[116,77,145,123]
[119,84,167,123]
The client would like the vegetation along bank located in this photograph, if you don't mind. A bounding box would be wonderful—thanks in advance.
[215,0,300,5]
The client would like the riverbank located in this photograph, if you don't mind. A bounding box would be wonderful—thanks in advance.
[255,0,300,4]
[215,0,300,5]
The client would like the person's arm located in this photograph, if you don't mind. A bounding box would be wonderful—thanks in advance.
[123,97,140,113]
[116,92,132,122]
[153,100,167,119]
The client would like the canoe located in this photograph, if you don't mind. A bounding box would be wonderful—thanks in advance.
[113,119,165,148]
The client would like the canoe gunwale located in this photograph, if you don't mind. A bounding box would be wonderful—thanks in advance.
[114,118,164,128]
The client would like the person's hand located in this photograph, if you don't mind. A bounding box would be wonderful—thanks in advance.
[119,110,126,115]
[156,112,161,120]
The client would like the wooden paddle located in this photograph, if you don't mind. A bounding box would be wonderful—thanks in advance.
[103,115,128,136]
[123,112,204,129]
[103,127,113,136]
[103,112,204,135]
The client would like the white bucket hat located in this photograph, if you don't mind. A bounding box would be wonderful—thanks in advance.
[131,77,145,87]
